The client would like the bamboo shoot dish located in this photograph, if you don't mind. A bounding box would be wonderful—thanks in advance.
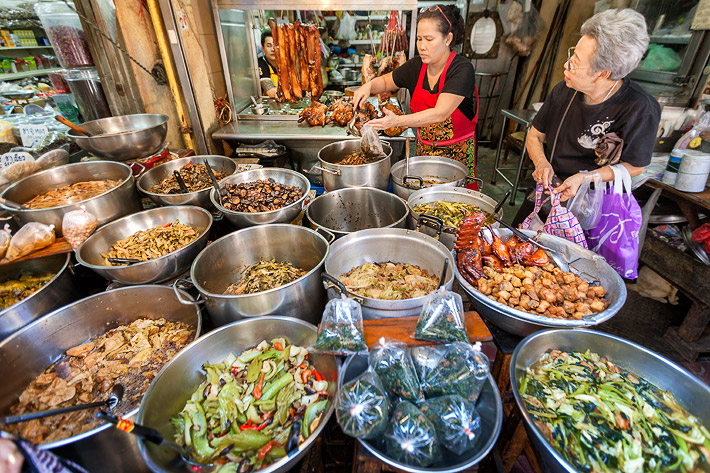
[24,180,121,209]
[412,201,494,227]
[338,262,439,300]
[224,260,307,295]
[520,349,710,473]
[148,162,226,194]
[101,220,199,265]
[171,339,329,470]
[0,273,55,310]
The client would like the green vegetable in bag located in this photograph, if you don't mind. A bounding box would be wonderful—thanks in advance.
[385,401,440,467]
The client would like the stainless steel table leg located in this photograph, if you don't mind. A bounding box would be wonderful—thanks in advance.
[638,187,662,253]
[510,127,530,205]
[492,116,508,185]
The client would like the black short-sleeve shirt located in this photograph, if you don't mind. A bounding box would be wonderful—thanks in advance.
[392,53,476,121]
[258,57,276,80]
[532,79,661,178]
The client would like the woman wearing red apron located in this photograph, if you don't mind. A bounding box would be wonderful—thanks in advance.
[353,5,478,177]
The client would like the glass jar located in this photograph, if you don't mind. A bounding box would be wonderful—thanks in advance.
[34,2,94,68]
[62,68,111,122]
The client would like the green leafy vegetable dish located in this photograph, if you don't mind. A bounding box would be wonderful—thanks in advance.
[520,349,710,473]
[172,339,329,472]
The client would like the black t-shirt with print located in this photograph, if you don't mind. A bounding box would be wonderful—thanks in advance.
[258,57,276,80]
[392,53,476,120]
[532,79,661,179]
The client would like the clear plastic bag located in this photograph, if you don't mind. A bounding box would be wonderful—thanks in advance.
[0,224,11,260]
[567,171,604,230]
[411,342,490,403]
[314,295,367,355]
[2,159,39,183]
[360,125,385,158]
[62,205,98,250]
[369,337,424,404]
[420,395,482,456]
[1,222,55,263]
[337,12,357,40]
[414,288,467,342]
[336,369,390,439]
[503,1,544,57]
[385,401,440,467]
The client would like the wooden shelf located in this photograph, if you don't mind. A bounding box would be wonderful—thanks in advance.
[0,67,63,81]
[0,45,54,51]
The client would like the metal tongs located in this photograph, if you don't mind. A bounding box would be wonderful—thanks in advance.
[346,104,360,136]
[173,170,189,194]
[203,159,223,207]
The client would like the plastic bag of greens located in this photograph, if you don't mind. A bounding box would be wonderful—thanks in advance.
[62,205,98,250]
[336,369,389,439]
[0,224,11,260]
[385,401,440,467]
[314,295,367,355]
[414,288,467,342]
[360,124,385,157]
[411,342,489,403]
[1,222,55,263]
[369,337,424,404]
[420,395,481,456]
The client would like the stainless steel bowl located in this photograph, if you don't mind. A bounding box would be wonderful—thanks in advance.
[210,168,311,229]
[407,186,503,250]
[305,187,409,239]
[137,155,237,209]
[0,254,77,340]
[0,285,202,473]
[66,114,168,161]
[391,156,470,200]
[0,161,141,236]
[187,224,329,326]
[324,228,454,319]
[76,206,213,285]
[340,354,502,473]
[250,104,269,115]
[316,139,393,191]
[511,329,710,473]
[454,228,626,337]
[137,316,338,473]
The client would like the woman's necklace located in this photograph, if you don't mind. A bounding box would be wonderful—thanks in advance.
[601,80,619,102]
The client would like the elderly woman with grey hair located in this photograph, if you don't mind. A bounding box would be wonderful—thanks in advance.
[519,8,661,214]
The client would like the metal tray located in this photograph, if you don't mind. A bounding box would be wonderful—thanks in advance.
[682,225,710,265]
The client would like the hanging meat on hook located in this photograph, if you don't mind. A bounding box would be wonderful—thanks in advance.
[268,19,323,103]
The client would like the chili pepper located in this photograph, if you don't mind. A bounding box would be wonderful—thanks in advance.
[312,370,323,382]
[299,362,307,369]
[255,418,273,431]
[191,466,201,472]
[240,420,254,431]
[257,440,280,460]
[273,341,283,351]
[316,391,328,396]
[253,372,265,400]
[262,411,273,421]
[162,222,172,228]
[231,366,239,376]
[301,369,312,384]
[185,162,192,168]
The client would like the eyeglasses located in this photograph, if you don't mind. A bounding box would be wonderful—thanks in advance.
[566,47,590,72]
[419,5,452,32]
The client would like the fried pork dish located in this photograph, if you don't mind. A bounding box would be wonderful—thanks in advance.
[148,162,226,194]
[5,318,195,444]
[339,262,439,300]
[25,180,121,209]
[0,273,55,310]
[101,220,199,265]
[338,151,383,166]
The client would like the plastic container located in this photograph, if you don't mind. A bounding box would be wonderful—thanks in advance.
[62,68,111,122]
[47,72,70,94]
[34,2,94,68]
[661,148,684,186]
[675,150,710,193]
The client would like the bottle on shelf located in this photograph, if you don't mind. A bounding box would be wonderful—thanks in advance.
[663,101,710,186]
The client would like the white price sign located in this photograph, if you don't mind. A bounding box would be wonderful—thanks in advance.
[0,151,34,169]
[18,124,48,148]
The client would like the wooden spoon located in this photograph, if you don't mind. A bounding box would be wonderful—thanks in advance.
[55,115,93,136]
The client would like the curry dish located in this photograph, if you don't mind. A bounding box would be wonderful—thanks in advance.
[0,273,55,310]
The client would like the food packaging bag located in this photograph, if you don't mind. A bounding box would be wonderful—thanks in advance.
[519,183,546,232]
[1,222,55,263]
[567,171,604,230]
[62,205,98,250]
[384,401,440,468]
[369,337,424,404]
[414,288,468,342]
[314,295,367,355]
[543,184,588,248]
[411,342,489,403]
[0,224,11,260]
[336,369,389,439]
[360,124,385,157]
[420,395,481,456]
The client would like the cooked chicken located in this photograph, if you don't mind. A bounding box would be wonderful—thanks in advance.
[298,100,328,126]
[382,103,407,136]
[327,98,355,126]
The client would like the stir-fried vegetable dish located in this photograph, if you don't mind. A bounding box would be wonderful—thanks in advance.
[148,162,226,194]
[412,201,494,227]
[101,220,199,265]
[224,260,307,295]
[520,349,710,473]
[25,180,121,209]
[339,262,439,300]
[0,272,55,310]
[171,339,329,470]
[6,318,194,444]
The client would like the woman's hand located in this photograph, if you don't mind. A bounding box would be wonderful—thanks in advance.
[0,439,22,473]
[531,162,555,188]
[554,173,585,202]
[352,83,372,110]
[365,108,398,131]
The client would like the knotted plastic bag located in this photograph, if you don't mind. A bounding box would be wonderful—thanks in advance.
[337,12,357,40]
[1,222,55,263]
[360,124,385,158]
[420,395,481,456]
[62,206,98,250]
[520,183,546,232]
[544,185,588,248]
[567,171,604,230]
[369,337,424,404]
[336,369,389,439]
[0,224,11,260]
[314,295,367,355]
[385,401,440,468]
[411,342,489,403]
[414,288,467,342]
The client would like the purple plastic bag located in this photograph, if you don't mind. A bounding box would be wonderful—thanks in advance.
[586,164,642,279]
[544,185,588,249]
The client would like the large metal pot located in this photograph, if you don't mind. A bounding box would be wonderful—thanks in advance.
[0,254,77,340]
[511,329,710,473]
[454,228,626,337]
[137,155,237,209]
[76,206,213,285]
[0,285,202,473]
[391,155,475,199]
[210,168,310,228]
[316,139,393,191]
[323,228,454,319]
[0,161,141,236]
[305,187,408,239]
[341,354,502,473]
[186,224,330,326]
[407,186,503,250]
[138,316,337,473]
